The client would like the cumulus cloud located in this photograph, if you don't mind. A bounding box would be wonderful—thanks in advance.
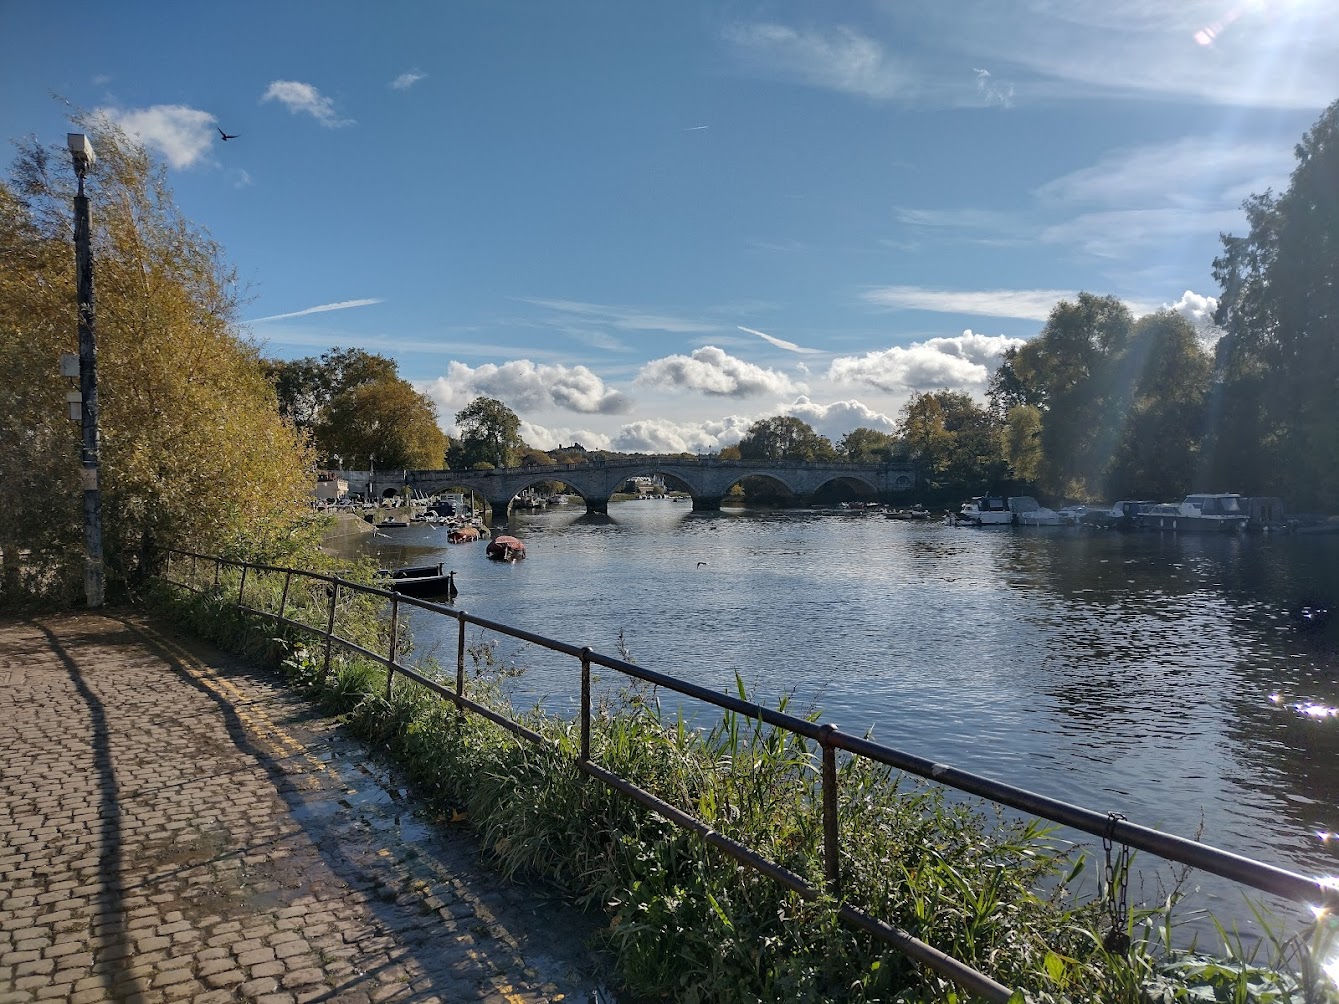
[611,416,753,454]
[724,23,911,100]
[420,360,630,417]
[828,331,1026,393]
[636,346,805,397]
[782,397,898,439]
[93,105,216,169]
[390,69,428,91]
[518,421,611,452]
[261,80,353,127]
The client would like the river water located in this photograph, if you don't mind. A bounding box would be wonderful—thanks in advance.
[329,502,1339,936]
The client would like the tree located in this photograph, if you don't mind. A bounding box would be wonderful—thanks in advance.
[263,347,407,458]
[1001,405,1043,484]
[897,391,1006,494]
[1211,98,1339,508]
[454,397,524,469]
[839,427,897,463]
[737,416,836,462]
[316,376,447,470]
[0,123,316,602]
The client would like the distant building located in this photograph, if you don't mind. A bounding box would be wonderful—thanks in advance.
[312,472,348,502]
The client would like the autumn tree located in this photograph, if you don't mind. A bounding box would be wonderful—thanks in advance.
[453,397,524,469]
[897,391,1005,494]
[839,427,897,463]
[0,123,316,603]
[316,376,447,470]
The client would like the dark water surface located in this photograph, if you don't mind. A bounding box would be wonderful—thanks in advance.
[331,503,1339,933]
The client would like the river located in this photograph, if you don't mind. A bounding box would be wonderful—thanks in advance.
[328,502,1339,937]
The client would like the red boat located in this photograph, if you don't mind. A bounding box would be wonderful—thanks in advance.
[485,535,526,561]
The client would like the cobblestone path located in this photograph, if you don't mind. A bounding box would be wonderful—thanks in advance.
[0,613,610,1004]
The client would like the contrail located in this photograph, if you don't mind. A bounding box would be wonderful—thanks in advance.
[247,298,382,324]
[739,324,820,354]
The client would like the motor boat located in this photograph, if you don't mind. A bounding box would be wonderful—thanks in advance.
[956,496,1013,525]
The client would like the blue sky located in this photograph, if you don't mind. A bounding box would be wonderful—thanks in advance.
[3,1,1333,452]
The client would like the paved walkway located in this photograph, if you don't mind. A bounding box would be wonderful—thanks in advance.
[0,613,610,1004]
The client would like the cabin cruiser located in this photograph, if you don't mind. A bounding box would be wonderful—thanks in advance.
[1081,500,1159,530]
[1009,496,1062,526]
[956,496,1014,525]
[1136,493,1249,532]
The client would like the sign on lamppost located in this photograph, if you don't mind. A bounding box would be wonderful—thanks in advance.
[69,133,104,608]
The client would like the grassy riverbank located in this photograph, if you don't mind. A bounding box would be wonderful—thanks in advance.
[155,565,1339,1003]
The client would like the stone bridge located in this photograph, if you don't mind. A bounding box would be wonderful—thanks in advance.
[343,457,916,522]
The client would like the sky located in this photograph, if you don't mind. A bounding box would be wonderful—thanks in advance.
[3,1,1334,454]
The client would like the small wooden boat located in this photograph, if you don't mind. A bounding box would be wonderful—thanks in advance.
[375,562,458,598]
[486,535,526,561]
[448,524,482,543]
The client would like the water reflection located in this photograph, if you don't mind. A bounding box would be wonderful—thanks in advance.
[328,507,1339,933]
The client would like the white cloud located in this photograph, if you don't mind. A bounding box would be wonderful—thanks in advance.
[261,80,353,127]
[973,67,1015,108]
[1036,136,1290,208]
[390,69,428,91]
[738,325,820,354]
[246,299,382,324]
[522,298,721,334]
[828,331,1026,393]
[1040,207,1244,258]
[518,421,611,452]
[421,360,630,416]
[232,169,253,189]
[783,397,898,439]
[610,417,743,454]
[724,23,911,100]
[93,105,216,169]
[862,285,1073,321]
[636,346,805,397]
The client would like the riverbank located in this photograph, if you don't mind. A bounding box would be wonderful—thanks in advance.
[0,611,610,1002]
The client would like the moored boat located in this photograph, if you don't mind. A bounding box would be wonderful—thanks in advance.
[375,562,458,598]
[955,496,1013,526]
[448,524,482,543]
[1009,496,1062,526]
[486,535,526,561]
[1136,493,1249,532]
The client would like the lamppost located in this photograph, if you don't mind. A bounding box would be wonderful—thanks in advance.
[70,133,104,608]
[369,453,375,501]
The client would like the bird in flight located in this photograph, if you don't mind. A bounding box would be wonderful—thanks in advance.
[218,127,239,141]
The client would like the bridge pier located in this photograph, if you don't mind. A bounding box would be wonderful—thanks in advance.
[691,495,724,512]
[583,496,609,515]
[485,497,512,525]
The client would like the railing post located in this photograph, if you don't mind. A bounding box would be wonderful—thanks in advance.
[456,615,467,700]
[238,563,248,606]
[580,647,592,764]
[385,594,400,701]
[820,724,841,900]
[165,550,172,585]
[278,569,292,619]
[321,579,339,684]
[191,552,198,588]
[213,557,220,587]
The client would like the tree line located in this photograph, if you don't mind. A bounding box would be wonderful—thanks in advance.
[3,99,1335,603]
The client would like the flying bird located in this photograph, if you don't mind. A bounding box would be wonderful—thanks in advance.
[218,127,239,141]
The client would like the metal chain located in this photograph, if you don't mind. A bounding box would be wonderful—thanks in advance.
[1102,811,1131,953]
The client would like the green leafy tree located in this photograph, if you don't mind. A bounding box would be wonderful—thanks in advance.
[1211,97,1339,508]
[0,123,317,602]
[896,391,1006,494]
[839,427,897,463]
[317,376,447,470]
[737,416,836,461]
[454,397,524,468]
[1001,405,1043,484]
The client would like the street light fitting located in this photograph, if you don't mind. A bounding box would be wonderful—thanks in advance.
[67,133,95,180]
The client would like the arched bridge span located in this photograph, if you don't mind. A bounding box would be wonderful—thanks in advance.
[344,457,916,522]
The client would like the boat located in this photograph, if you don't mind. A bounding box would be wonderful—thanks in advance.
[375,562,458,598]
[955,496,1013,526]
[448,524,482,543]
[1009,496,1062,526]
[885,504,932,521]
[486,535,526,561]
[1135,493,1250,532]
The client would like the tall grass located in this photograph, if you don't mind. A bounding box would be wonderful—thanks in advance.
[154,571,1339,1003]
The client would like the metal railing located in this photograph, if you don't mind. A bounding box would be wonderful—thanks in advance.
[162,549,1339,1002]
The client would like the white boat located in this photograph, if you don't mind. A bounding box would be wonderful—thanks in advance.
[1136,493,1249,532]
[1009,496,1062,526]
[957,496,1014,525]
